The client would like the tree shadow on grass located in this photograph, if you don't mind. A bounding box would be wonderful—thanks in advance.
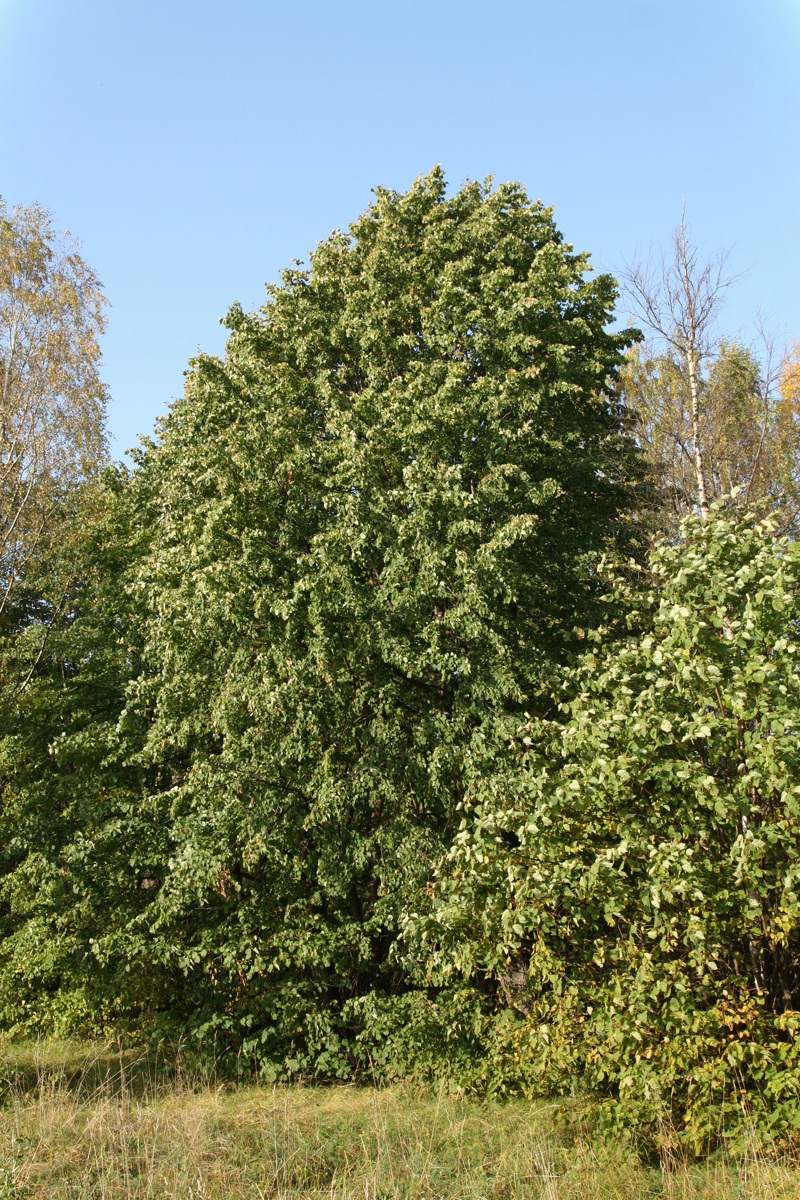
[0,1037,207,1103]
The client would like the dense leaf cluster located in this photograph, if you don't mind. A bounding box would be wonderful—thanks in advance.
[1,172,798,1150]
[416,511,800,1147]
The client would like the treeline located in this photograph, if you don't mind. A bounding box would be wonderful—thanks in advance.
[2,174,800,1154]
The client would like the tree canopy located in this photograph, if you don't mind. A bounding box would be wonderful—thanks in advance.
[0,198,108,697]
[2,174,800,1152]
[112,169,648,1070]
[0,170,649,1074]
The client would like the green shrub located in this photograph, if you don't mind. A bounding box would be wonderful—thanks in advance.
[417,510,800,1149]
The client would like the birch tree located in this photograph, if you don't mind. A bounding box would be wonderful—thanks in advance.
[621,336,800,534]
[621,212,734,523]
[0,199,108,647]
[621,218,800,535]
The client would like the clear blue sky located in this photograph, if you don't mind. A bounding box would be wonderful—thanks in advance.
[2,0,799,458]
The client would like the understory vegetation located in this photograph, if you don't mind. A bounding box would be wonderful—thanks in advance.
[3,173,800,1159]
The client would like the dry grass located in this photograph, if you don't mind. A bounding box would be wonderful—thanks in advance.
[1,1041,800,1198]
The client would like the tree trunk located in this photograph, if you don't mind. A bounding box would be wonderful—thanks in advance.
[685,336,709,521]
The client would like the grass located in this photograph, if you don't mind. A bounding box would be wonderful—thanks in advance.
[2,1041,800,1198]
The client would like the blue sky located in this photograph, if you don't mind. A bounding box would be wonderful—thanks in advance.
[2,0,799,458]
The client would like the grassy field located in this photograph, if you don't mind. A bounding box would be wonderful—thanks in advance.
[2,1041,800,1198]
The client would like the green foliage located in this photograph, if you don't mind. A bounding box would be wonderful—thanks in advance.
[418,509,800,1147]
[0,198,109,674]
[0,468,175,1035]
[107,168,645,1070]
[11,173,800,1150]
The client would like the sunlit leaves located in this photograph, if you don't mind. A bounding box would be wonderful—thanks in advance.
[422,509,800,1145]
[117,169,646,1071]
[0,199,108,632]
